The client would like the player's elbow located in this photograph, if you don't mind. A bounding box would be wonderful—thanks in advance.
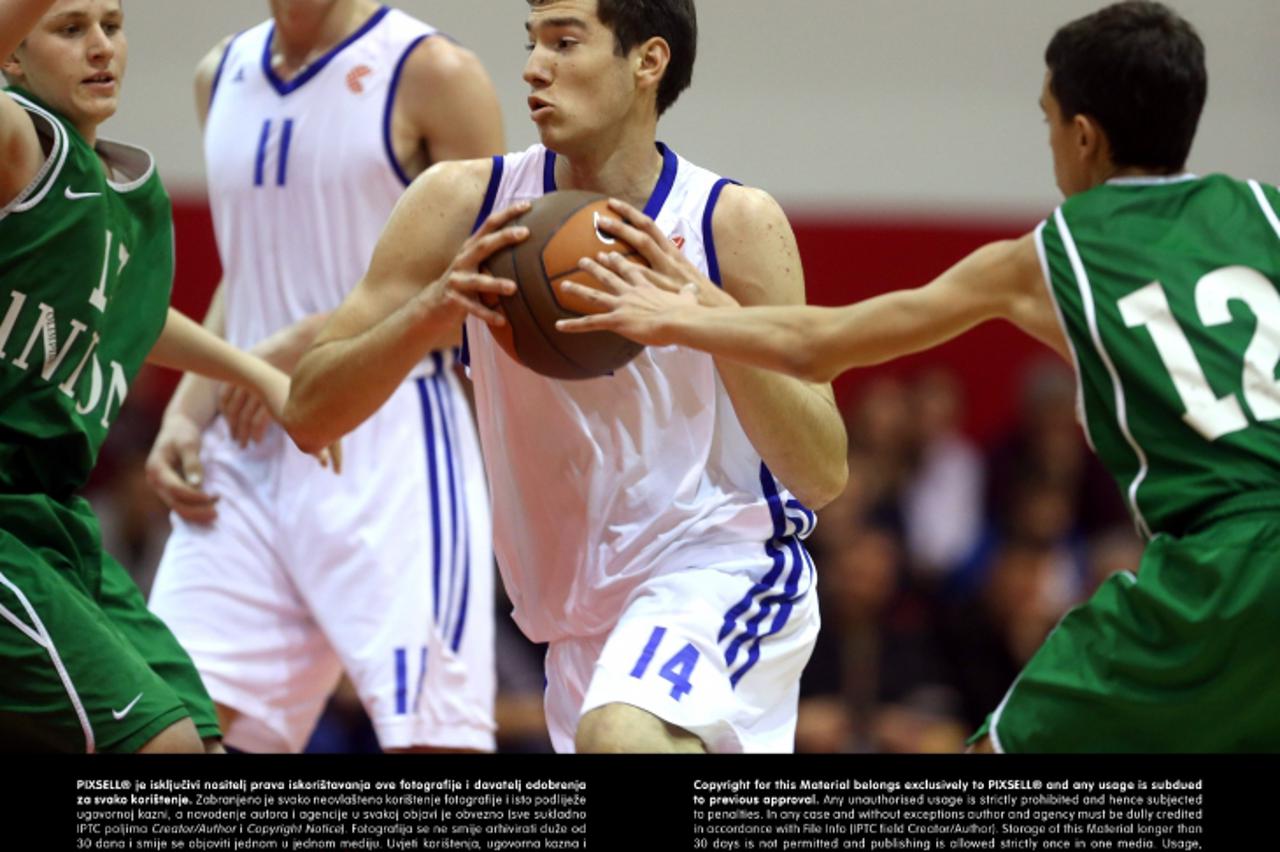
[281,387,331,455]
[798,457,849,511]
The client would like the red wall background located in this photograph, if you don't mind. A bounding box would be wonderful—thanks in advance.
[170,200,1052,442]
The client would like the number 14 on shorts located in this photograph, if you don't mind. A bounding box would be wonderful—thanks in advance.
[630,626,700,701]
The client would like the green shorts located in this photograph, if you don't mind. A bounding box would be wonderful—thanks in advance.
[0,496,219,752]
[974,511,1280,752]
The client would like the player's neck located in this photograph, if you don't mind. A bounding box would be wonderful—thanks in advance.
[271,0,378,76]
[555,126,665,210]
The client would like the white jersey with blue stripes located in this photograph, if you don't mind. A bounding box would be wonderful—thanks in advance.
[465,143,816,644]
[203,7,438,357]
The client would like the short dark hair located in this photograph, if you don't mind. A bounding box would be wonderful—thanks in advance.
[529,0,697,116]
[1046,1,1206,172]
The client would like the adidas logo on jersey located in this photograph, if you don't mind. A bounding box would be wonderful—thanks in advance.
[347,65,373,94]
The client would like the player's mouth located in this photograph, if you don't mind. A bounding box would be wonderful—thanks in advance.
[82,72,117,94]
[528,95,553,121]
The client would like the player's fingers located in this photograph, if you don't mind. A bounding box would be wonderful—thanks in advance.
[558,280,621,309]
[167,491,221,524]
[595,251,668,289]
[606,198,687,259]
[574,257,630,295]
[221,386,251,447]
[444,288,509,327]
[177,444,206,489]
[555,313,615,334]
[249,400,271,445]
[475,200,532,237]
[594,213,685,276]
[329,441,343,475]
[449,270,516,298]
[461,225,529,269]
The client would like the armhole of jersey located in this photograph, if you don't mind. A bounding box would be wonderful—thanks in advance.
[207,31,243,111]
[701,178,739,287]
[1,96,69,220]
[383,32,434,187]
[470,155,504,234]
[1034,218,1097,454]
[1247,179,1280,243]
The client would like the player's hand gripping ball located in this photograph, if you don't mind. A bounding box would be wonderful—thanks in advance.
[482,191,648,380]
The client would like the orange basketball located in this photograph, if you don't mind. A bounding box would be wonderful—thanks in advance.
[482,191,647,380]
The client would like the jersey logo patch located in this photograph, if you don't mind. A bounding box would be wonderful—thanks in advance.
[112,693,143,721]
[232,66,245,84]
[671,235,686,250]
[64,188,101,200]
[346,65,373,94]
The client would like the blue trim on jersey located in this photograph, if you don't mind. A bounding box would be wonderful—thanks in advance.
[542,143,679,221]
[543,148,557,193]
[261,5,391,96]
[459,327,471,369]
[394,647,408,714]
[383,32,432,187]
[412,646,428,713]
[437,375,473,653]
[471,156,504,234]
[431,373,464,649]
[702,177,738,287]
[208,32,244,109]
[415,378,445,624]
[276,119,294,186]
[253,120,272,186]
[718,463,813,686]
[643,143,679,220]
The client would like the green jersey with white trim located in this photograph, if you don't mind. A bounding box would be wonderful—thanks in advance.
[1038,173,1280,538]
[0,88,173,500]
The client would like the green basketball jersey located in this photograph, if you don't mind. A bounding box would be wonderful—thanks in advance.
[0,88,173,499]
[1038,173,1280,538]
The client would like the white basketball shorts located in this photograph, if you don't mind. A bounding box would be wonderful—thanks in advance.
[542,541,820,753]
[149,371,495,752]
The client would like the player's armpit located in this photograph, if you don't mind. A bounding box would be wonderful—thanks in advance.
[711,184,849,510]
[396,36,505,165]
[0,92,43,209]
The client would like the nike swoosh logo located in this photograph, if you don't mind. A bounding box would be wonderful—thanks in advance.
[112,693,144,721]
[593,211,617,245]
[64,187,102,200]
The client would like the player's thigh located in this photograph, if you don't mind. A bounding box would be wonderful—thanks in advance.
[97,551,221,742]
[283,380,496,751]
[989,515,1280,752]
[149,455,340,752]
[0,534,194,753]
[568,550,820,754]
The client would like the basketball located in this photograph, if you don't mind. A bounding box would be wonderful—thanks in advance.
[482,190,647,380]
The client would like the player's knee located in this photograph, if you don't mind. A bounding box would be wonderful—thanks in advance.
[575,703,705,754]
[137,718,205,754]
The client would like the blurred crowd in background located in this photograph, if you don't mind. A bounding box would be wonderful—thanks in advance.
[87,356,1140,754]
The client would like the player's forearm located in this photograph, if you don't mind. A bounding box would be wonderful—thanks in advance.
[718,362,848,509]
[163,283,227,428]
[147,308,280,400]
[0,1,57,60]
[667,292,984,385]
[284,292,458,453]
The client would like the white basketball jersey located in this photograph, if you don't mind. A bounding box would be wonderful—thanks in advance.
[204,8,437,353]
[464,143,816,644]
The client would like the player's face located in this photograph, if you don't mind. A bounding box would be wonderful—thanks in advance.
[1040,72,1089,198]
[4,0,126,138]
[523,0,639,154]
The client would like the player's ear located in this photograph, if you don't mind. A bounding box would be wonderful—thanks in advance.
[1073,113,1109,166]
[2,49,24,84]
[634,36,670,99]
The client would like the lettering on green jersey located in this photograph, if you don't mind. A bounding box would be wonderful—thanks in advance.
[0,289,130,428]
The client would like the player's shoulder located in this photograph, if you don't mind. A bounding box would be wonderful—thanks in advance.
[398,30,489,91]
[712,183,786,229]
[400,157,494,213]
[0,91,49,210]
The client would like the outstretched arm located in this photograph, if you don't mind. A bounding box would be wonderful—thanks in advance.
[0,1,59,207]
[562,229,1065,384]
[573,193,849,509]
[284,160,528,454]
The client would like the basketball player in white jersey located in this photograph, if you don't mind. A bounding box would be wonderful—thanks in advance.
[144,0,504,753]
[284,0,848,753]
